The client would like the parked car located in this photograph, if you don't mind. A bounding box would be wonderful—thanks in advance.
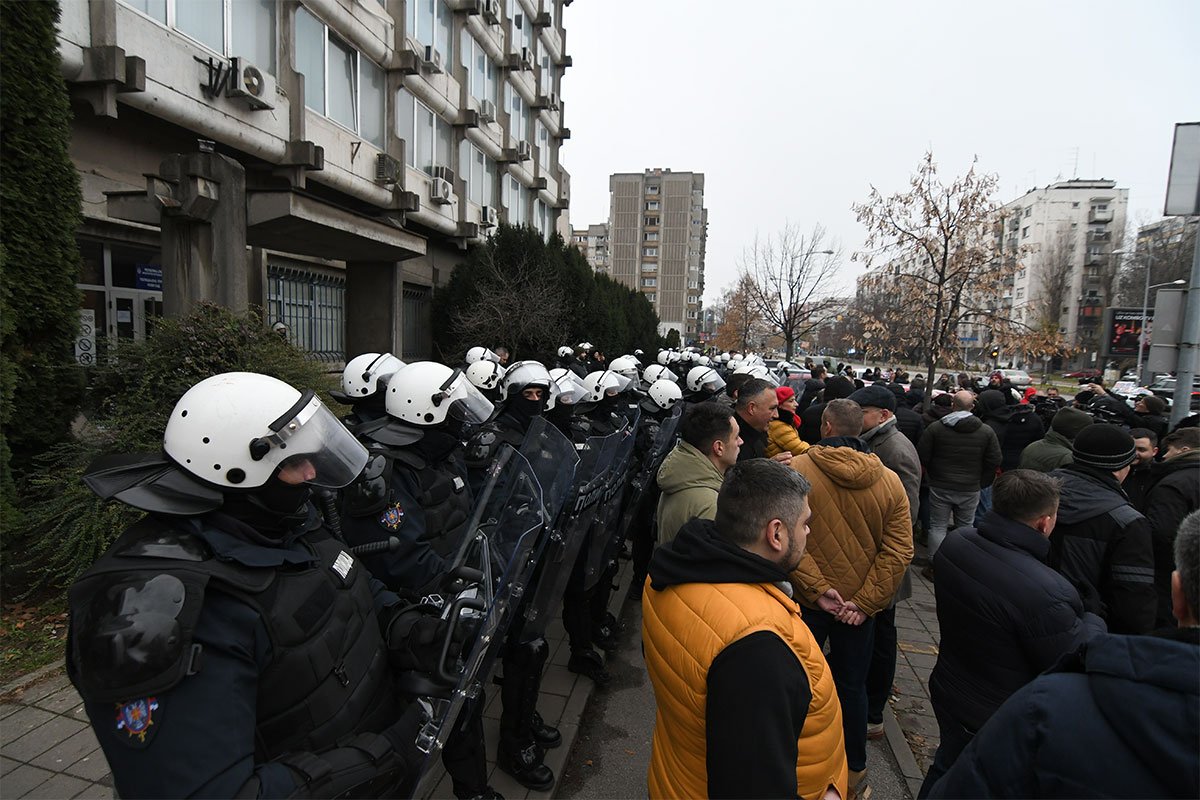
[1000,369,1032,387]
[1063,368,1102,381]
[1146,376,1200,411]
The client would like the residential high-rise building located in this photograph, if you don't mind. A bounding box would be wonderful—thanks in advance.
[55,0,572,363]
[571,223,609,274]
[607,169,706,340]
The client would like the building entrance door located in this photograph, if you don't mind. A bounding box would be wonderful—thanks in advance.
[108,289,163,341]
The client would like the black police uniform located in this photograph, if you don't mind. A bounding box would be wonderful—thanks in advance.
[68,506,424,799]
[626,402,674,600]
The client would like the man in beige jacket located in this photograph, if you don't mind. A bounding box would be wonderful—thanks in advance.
[790,398,913,797]
[656,403,741,544]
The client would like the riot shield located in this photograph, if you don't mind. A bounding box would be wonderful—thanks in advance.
[408,446,545,783]
[582,409,645,589]
[614,404,682,544]
[517,416,580,533]
[519,425,624,642]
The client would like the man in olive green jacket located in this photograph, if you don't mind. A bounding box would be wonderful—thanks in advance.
[656,403,741,544]
[1018,407,1093,472]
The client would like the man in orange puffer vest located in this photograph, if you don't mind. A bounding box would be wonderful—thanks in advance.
[642,459,848,800]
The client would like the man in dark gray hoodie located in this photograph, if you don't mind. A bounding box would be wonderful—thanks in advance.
[917,390,1001,558]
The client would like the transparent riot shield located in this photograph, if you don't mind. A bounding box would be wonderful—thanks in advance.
[582,410,644,590]
[519,425,624,642]
[408,445,545,785]
[614,405,682,544]
[517,417,580,535]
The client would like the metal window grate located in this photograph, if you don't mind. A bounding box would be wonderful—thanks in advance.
[267,266,345,361]
[401,285,432,361]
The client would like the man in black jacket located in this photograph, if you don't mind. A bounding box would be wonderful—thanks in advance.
[927,510,1200,800]
[1049,425,1156,634]
[1145,427,1200,627]
[918,470,1105,797]
[735,378,792,463]
[799,375,855,445]
[1087,383,1170,439]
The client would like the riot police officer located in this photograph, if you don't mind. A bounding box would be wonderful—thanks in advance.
[627,379,683,601]
[68,372,443,798]
[330,351,406,427]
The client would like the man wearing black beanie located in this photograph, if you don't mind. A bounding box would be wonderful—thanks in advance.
[1048,425,1157,634]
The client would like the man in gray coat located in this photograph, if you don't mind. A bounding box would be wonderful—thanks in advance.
[851,384,921,740]
[918,390,1001,559]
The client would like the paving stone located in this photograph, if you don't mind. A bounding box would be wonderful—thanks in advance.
[61,747,111,783]
[3,715,87,763]
[32,687,86,716]
[486,763,531,800]
[24,771,92,799]
[70,782,113,800]
[895,710,940,738]
[536,692,566,727]
[529,721,577,798]
[548,637,571,667]
[892,678,929,701]
[898,640,939,657]
[0,762,53,797]
[562,679,590,722]
[428,769,454,800]
[1,707,56,743]
[12,675,71,706]
[30,727,100,772]
[482,687,501,720]
[0,703,24,720]
[903,652,938,671]
[539,665,577,698]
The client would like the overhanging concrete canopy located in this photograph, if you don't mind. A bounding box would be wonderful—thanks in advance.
[247,191,426,261]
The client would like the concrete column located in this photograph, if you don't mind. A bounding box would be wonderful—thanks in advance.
[345,260,402,358]
[157,151,250,317]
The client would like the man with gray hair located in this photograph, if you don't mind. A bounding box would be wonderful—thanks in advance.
[642,460,847,800]
[926,509,1199,799]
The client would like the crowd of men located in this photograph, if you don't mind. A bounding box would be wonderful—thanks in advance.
[63,341,1198,799]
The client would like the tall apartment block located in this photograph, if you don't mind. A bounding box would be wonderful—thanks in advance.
[54,0,572,363]
[607,169,707,340]
[571,223,610,274]
[996,179,1128,363]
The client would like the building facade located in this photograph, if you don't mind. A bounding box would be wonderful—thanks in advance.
[56,0,572,364]
[607,169,706,341]
[570,222,609,274]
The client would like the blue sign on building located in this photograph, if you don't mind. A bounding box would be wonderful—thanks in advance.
[135,264,163,291]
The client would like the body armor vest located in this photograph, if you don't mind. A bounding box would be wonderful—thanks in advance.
[68,516,397,761]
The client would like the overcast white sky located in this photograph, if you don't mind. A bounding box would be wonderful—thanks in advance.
[559,0,1200,304]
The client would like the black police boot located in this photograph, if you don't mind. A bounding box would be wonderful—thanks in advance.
[568,648,611,686]
[531,710,561,749]
[496,742,554,792]
[592,621,619,652]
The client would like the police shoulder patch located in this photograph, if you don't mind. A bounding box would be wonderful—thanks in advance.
[115,696,160,747]
[379,501,405,530]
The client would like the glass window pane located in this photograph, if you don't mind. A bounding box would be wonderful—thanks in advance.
[473,148,485,205]
[482,156,494,207]
[416,0,434,46]
[231,0,276,73]
[360,57,384,147]
[435,117,451,170]
[460,28,471,69]
[415,103,434,172]
[176,0,224,52]
[124,0,166,23]
[436,0,452,63]
[295,7,325,113]
[397,89,415,165]
[328,36,357,130]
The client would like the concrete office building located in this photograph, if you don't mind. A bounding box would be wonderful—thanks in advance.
[571,222,609,274]
[55,0,572,364]
[607,169,707,341]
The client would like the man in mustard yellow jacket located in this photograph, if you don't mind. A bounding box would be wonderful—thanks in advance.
[790,398,914,797]
[643,459,847,800]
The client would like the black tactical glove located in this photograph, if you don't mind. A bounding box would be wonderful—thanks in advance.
[385,604,450,674]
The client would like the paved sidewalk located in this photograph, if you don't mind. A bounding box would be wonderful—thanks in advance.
[0,560,632,800]
[887,563,941,798]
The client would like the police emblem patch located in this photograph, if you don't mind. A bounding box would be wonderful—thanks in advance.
[379,501,405,530]
[115,697,159,745]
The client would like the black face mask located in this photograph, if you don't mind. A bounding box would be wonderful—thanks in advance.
[413,427,462,462]
[507,394,547,431]
[222,475,311,534]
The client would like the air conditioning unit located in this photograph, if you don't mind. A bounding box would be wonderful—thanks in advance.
[421,46,444,73]
[478,99,497,122]
[375,153,402,185]
[226,57,276,110]
[481,206,499,228]
[519,47,535,71]
[482,0,500,24]
[515,141,532,161]
[431,166,456,183]
[431,178,454,205]
[547,92,560,111]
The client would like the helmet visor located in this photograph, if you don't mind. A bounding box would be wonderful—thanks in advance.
[265,398,369,489]
[551,371,588,406]
[701,372,726,393]
[443,374,495,424]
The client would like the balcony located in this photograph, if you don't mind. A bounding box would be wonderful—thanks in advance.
[1088,206,1114,223]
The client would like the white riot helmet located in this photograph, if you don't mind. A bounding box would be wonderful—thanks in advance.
[656,350,672,365]
[581,370,633,403]
[645,379,683,412]
[734,363,780,387]
[385,361,494,426]
[341,352,406,399]
[465,360,506,391]
[608,355,641,382]
[698,355,711,366]
[500,360,555,402]
[163,372,368,490]
[547,367,588,409]
[687,366,727,395]
[465,346,501,365]
[557,345,574,359]
[727,358,744,371]
[642,364,679,385]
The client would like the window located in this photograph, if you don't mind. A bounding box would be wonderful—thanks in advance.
[507,84,529,144]
[401,285,432,360]
[643,232,659,241]
[687,295,699,304]
[643,247,658,257]
[398,90,451,173]
[123,0,276,73]
[536,121,550,169]
[646,185,659,195]
[459,142,495,206]
[408,0,453,64]
[644,216,659,226]
[1016,288,1025,299]
[460,31,496,105]
[1024,207,1032,218]
[645,201,659,211]
[644,293,656,303]
[295,7,384,147]
[642,277,657,287]
[534,200,551,240]
[267,266,344,361]
[641,263,657,272]
[687,310,698,319]
[1022,227,1029,238]
[688,279,699,289]
[1072,202,1080,208]
[504,175,528,225]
